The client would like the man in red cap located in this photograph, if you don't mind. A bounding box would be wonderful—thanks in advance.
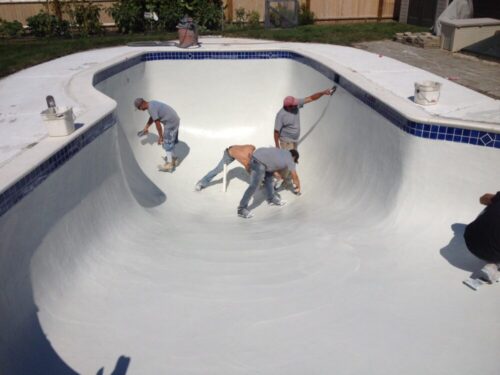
[273,88,335,190]
[274,87,335,151]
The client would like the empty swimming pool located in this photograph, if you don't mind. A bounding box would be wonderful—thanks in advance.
[1,41,500,374]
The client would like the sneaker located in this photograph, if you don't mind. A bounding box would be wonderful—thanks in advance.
[268,196,287,206]
[158,162,174,172]
[480,263,500,284]
[195,182,203,191]
[237,207,253,219]
[173,157,180,167]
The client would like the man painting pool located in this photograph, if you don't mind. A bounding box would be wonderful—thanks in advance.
[237,147,300,219]
[464,191,500,284]
[274,87,336,151]
[195,144,256,191]
[134,97,180,172]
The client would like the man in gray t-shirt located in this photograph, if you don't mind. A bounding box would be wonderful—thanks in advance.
[135,98,180,172]
[274,87,336,150]
[237,147,301,219]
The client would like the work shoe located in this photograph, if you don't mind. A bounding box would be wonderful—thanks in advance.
[268,196,287,206]
[195,182,203,191]
[158,162,174,172]
[480,263,500,284]
[237,207,253,219]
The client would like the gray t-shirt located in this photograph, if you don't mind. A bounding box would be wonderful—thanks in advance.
[274,98,305,142]
[253,147,296,172]
[148,100,180,129]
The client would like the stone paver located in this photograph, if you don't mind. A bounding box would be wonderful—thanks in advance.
[354,40,500,99]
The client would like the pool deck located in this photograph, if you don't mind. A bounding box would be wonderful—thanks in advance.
[0,37,499,195]
[354,39,500,99]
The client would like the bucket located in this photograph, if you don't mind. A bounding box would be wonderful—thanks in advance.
[414,81,442,105]
[41,106,76,137]
[176,16,198,48]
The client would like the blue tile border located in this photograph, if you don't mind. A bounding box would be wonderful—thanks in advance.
[2,49,498,218]
[0,114,115,217]
[338,76,500,148]
[94,50,500,150]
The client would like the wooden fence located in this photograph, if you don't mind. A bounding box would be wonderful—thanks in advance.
[0,0,396,26]
[227,0,396,22]
[0,1,115,26]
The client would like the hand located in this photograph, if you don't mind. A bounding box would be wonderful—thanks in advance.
[480,193,495,206]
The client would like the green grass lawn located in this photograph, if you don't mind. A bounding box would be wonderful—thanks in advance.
[0,22,427,78]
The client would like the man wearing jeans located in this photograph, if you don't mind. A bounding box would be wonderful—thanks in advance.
[238,147,300,219]
[195,144,255,191]
[134,98,180,172]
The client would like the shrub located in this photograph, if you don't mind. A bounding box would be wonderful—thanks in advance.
[246,10,260,29]
[27,11,70,37]
[234,7,246,27]
[298,3,315,25]
[190,0,224,30]
[66,1,103,36]
[0,19,24,37]
[107,0,145,33]
[108,0,224,34]
[155,0,184,31]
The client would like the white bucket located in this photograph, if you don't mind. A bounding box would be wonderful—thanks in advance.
[414,81,442,105]
[41,106,76,137]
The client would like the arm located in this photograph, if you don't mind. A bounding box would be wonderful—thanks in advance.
[274,130,280,148]
[143,117,154,133]
[480,192,500,206]
[290,170,301,194]
[155,120,163,145]
[304,87,335,104]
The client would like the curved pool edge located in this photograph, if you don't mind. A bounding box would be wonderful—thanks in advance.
[0,38,500,204]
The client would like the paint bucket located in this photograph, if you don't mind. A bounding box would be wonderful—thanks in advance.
[414,81,442,105]
[41,106,76,136]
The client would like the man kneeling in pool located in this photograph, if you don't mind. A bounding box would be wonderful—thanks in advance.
[195,145,256,191]
[237,147,300,219]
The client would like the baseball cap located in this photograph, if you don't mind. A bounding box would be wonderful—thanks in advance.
[283,96,299,107]
[134,98,144,109]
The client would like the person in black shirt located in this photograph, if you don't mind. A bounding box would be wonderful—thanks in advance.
[464,192,500,283]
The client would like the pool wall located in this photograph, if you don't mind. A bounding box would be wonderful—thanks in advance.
[1,48,499,374]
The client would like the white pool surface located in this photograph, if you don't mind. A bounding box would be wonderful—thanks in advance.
[1,38,500,375]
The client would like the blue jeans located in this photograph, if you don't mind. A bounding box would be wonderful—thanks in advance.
[238,158,274,210]
[198,148,235,188]
[162,126,179,162]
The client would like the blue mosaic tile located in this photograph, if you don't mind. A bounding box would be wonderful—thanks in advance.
[0,114,115,217]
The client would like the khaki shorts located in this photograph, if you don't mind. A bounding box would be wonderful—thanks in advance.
[279,140,297,150]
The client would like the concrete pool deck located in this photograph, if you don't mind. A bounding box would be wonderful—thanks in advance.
[354,39,500,99]
[1,38,500,374]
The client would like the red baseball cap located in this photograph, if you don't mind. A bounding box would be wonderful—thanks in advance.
[283,96,299,107]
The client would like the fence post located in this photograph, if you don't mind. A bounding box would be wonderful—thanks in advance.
[377,0,384,22]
